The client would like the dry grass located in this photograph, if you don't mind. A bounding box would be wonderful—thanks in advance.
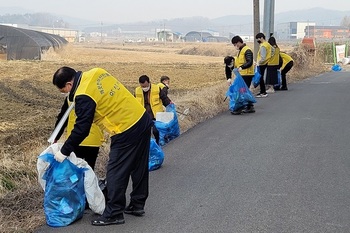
[0,42,327,233]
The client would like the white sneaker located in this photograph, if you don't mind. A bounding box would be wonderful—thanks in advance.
[256,93,268,98]
[266,88,275,94]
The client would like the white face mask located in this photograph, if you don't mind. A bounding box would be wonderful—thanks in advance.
[142,86,150,92]
[61,92,69,97]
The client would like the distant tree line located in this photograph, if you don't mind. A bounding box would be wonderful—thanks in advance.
[0,13,69,28]
[340,16,350,29]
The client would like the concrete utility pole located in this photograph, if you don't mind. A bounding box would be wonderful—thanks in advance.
[253,0,260,61]
[263,0,275,39]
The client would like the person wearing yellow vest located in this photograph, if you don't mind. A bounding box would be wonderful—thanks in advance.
[52,67,153,226]
[266,37,281,93]
[230,35,256,114]
[255,32,272,98]
[135,75,172,145]
[54,96,104,170]
[278,52,294,90]
[158,75,170,96]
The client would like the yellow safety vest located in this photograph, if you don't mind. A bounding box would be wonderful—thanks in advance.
[157,82,166,89]
[235,46,254,76]
[75,68,145,136]
[66,99,104,147]
[268,47,280,66]
[280,52,294,70]
[257,41,272,65]
[135,84,163,117]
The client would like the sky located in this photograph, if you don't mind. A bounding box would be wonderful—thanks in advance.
[1,0,350,24]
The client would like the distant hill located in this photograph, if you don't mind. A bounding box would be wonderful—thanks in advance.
[1,7,349,36]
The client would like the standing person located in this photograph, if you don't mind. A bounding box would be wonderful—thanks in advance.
[224,55,235,86]
[279,52,294,90]
[230,35,255,114]
[135,75,172,145]
[255,32,272,98]
[52,67,153,226]
[158,75,170,95]
[266,37,280,93]
[54,95,104,170]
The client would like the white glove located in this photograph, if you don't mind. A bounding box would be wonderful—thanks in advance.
[54,150,67,163]
[227,78,232,85]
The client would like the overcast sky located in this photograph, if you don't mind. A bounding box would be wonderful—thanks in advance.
[1,0,350,23]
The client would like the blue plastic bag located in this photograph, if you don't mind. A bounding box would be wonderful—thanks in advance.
[252,66,261,88]
[332,64,342,71]
[154,103,180,146]
[274,70,281,88]
[149,138,164,171]
[40,153,86,227]
[226,70,257,111]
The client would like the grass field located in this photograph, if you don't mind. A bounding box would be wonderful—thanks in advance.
[0,41,327,232]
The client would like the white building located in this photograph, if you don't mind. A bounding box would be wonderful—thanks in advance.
[275,22,316,40]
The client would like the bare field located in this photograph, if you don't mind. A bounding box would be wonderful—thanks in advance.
[0,42,326,232]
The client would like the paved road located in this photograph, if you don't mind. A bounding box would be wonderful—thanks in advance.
[36,70,350,233]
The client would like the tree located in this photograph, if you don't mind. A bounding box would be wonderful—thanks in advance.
[340,16,350,29]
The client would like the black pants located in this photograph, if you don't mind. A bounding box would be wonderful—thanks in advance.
[103,125,151,218]
[258,65,267,94]
[74,146,99,170]
[152,125,160,145]
[281,61,293,88]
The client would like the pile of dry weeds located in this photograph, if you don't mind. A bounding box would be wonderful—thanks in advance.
[0,44,328,233]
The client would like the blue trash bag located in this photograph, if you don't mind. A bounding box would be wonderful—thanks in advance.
[149,138,165,171]
[226,70,257,112]
[332,64,342,71]
[40,153,86,227]
[154,103,180,146]
[252,66,261,88]
[274,69,282,89]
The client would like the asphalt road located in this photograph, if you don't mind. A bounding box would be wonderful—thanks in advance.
[36,70,350,233]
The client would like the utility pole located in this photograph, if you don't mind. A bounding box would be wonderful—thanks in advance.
[253,0,260,61]
[263,0,275,39]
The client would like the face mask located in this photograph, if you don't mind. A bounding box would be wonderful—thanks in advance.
[235,45,240,50]
[142,86,150,92]
[257,40,262,44]
[227,61,234,68]
[61,92,69,97]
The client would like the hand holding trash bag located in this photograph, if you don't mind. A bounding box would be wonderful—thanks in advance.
[54,150,67,163]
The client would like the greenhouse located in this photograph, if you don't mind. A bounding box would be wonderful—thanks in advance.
[0,24,67,60]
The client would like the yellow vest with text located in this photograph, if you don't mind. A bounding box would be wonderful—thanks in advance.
[235,46,254,76]
[268,46,280,66]
[280,52,294,70]
[257,41,272,65]
[74,68,145,136]
[66,100,104,147]
[135,84,163,117]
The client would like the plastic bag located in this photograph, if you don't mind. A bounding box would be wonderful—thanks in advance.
[252,66,261,88]
[154,103,180,146]
[37,144,106,227]
[274,70,281,89]
[149,138,164,171]
[226,70,257,111]
[332,64,342,71]
[39,153,86,227]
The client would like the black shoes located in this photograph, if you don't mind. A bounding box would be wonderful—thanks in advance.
[91,214,125,226]
[124,205,145,216]
[242,106,255,113]
[280,86,288,90]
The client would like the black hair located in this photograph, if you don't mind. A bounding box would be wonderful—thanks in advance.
[52,66,76,88]
[160,75,170,83]
[224,56,235,65]
[231,36,243,44]
[139,75,150,83]
[268,37,278,48]
[255,32,265,40]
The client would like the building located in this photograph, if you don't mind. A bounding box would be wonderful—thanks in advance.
[275,22,316,40]
[304,25,350,39]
